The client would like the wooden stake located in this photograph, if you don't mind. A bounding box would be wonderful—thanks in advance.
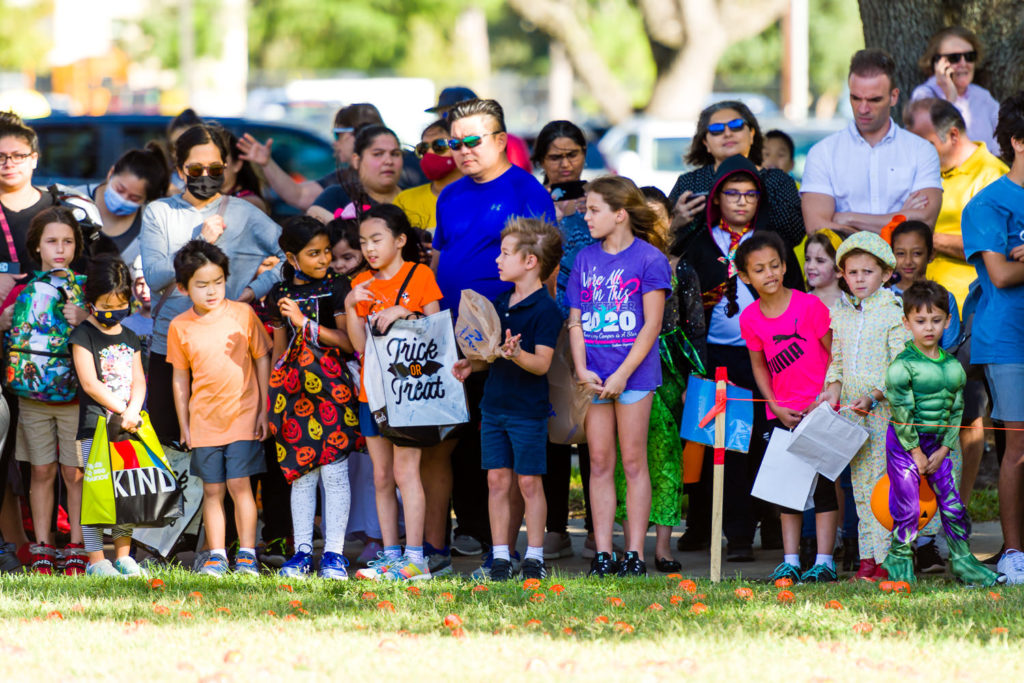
[710,366,728,583]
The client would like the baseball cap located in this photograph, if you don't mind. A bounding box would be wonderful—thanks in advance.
[426,86,478,113]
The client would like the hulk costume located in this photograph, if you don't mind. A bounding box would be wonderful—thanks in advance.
[881,342,1003,586]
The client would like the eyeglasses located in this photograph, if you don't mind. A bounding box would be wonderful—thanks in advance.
[447,131,499,151]
[935,50,977,64]
[415,139,450,158]
[721,189,760,203]
[183,162,226,178]
[544,149,583,164]
[0,152,33,166]
[707,118,747,136]
[332,127,354,141]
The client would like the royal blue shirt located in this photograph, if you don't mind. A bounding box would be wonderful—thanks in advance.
[434,165,555,313]
[480,287,563,419]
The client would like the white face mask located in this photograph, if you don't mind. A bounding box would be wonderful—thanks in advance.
[105,185,141,216]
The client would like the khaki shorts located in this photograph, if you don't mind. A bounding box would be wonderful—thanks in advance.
[14,399,81,468]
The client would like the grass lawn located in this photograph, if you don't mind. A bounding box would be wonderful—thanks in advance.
[2,570,1022,680]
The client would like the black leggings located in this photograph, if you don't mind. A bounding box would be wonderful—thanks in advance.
[543,442,593,535]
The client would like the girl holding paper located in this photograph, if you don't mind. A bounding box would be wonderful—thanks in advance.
[737,232,840,584]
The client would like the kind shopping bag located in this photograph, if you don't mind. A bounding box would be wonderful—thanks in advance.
[81,411,184,527]
[455,289,502,362]
[547,324,590,445]
[132,444,204,558]
[363,309,469,447]
[268,319,362,483]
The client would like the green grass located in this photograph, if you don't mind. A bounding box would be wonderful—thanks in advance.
[968,488,1000,523]
[2,571,1022,679]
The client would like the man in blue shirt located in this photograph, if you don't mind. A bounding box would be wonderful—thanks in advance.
[424,98,555,570]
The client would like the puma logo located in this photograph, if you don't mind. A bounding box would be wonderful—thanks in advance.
[772,320,806,344]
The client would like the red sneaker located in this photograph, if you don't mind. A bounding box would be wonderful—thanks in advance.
[29,543,56,575]
[63,543,87,576]
[16,542,33,566]
[852,558,878,582]
[873,563,889,581]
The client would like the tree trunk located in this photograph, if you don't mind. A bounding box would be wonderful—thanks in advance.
[645,33,729,120]
[858,0,1024,113]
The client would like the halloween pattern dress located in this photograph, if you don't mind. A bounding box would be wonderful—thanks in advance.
[267,272,362,483]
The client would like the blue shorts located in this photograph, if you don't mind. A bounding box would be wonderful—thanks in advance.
[191,440,265,484]
[480,411,548,476]
[358,402,381,438]
[591,389,652,405]
[985,363,1024,422]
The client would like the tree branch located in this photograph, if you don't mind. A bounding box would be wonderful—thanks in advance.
[635,0,685,49]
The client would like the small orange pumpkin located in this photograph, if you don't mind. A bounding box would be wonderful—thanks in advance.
[293,397,315,417]
[318,400,338,425]
[295,446,316,467]
[327,428,349,450]
[269,367,286,388]
[297,346,315,367]
[331,382,352,404]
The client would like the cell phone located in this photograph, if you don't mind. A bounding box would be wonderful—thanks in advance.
[550,181,587,202]
[0,261,21,274]
[690,191,709,198]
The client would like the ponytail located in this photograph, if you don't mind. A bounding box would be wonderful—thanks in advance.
[724,275,740,318]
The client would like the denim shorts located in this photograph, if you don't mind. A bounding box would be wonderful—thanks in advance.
[591,389,652,405]
[480,411,548,476]
[358,402,381,438]
[985,363,1024,422]
[191,440,266,483]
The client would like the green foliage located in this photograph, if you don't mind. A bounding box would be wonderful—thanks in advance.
[128,0,223,69]
[967,488,1000,523]
[0,0,52,71]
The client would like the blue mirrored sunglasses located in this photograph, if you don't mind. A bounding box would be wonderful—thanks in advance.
[707,118,747,136]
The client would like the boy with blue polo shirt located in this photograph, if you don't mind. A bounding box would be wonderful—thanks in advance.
[453,217,563,581]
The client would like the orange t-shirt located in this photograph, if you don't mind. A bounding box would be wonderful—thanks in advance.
[352,261,443,402]
[166,299,272,447]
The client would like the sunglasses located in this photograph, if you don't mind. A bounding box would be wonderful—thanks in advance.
[707,118,747,136]
[415,139,450,158]
[935,50,977,65]
[721,189,760,203]
[183,162,225,178]
[332,127,354,141]
[447,131,499,151]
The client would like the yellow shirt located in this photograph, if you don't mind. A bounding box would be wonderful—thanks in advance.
[927,142,1008,309]
[394,183,438,233]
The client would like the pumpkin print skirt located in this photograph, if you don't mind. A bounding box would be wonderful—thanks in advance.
[268,325,363,483]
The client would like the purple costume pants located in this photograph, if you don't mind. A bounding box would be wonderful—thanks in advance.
[885,426,970,545]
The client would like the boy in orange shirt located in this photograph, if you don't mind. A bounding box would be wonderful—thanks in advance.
[167,240,272,577]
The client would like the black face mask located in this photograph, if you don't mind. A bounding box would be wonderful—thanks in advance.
[92,306,131,328]
[185,174,224,200]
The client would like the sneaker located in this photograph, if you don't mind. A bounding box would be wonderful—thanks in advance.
[380,555,431,581]
[63,543,87,576]
[198,554,230,577]
[471,550,522,580]
[29,543,56,575]
[996,549,1024,585]
[489,557,515,581]
[616,551,647,577]
[582,535,623,560]
[799,562,838,583]
[85,559,123,577]
[425,543,453,577]
[521,557,548,580]
[451,534,484,557]
[233,550,259,576]
[354,552,397,580]
[357,540,384,566]
[113,556,148,578]
[319,551,349,580]
[852,558,878,582]
[766,562,802,584]
[543,532,573,560]
[278,550,313,579]
[0,542,22,573]
[589,551,616,578]
[916,540,946,574]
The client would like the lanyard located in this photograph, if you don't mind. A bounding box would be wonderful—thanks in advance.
[0,203,19,263]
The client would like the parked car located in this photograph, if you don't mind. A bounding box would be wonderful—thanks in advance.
[29,114,336,219]
[598,118,696,193]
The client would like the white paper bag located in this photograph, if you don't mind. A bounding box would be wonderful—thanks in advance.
[751,428,817,511]
[787,402,869,480]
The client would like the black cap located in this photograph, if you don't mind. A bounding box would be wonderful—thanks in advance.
[426,86,478,113]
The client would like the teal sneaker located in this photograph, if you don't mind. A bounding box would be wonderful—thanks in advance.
[766,562,801,584]
[380,555,431,581]
[799,562,838,583]
[86,559,123,578]
[354,552,397,580]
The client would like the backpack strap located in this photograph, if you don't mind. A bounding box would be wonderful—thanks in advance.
[0,202,17,264]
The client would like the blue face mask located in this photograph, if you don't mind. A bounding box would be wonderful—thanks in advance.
[92,306,131,328]
[104,185,141,216]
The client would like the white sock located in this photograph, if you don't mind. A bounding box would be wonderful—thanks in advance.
[492,544,510,561]
[784,553,800,567]
[210,548,226,559]
[815,553,834,568]
[239,547,255,556]
[404,546,424,563]
[290,469,320,553]
[320,458,351,555]
[525,545,544,562]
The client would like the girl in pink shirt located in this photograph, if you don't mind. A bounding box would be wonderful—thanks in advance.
[737,232,840,584]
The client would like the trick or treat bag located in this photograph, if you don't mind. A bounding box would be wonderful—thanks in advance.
[455,289,502,362]
[81,411,184,527]
[363,309,469,448]
[268,318,362,483]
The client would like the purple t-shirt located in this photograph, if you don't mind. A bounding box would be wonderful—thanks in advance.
[566,238,672,391]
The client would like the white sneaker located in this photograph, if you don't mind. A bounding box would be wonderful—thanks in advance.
[354,552,396,580]
[114,556,148,578]
[996,549,1024,584]
[86,559,124,578]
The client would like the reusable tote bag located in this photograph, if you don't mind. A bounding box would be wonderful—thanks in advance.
[268,317,362,483]
[363,309,469,448]
[81,411,184,527]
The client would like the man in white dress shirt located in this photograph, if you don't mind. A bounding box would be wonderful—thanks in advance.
[801,49,943,235]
